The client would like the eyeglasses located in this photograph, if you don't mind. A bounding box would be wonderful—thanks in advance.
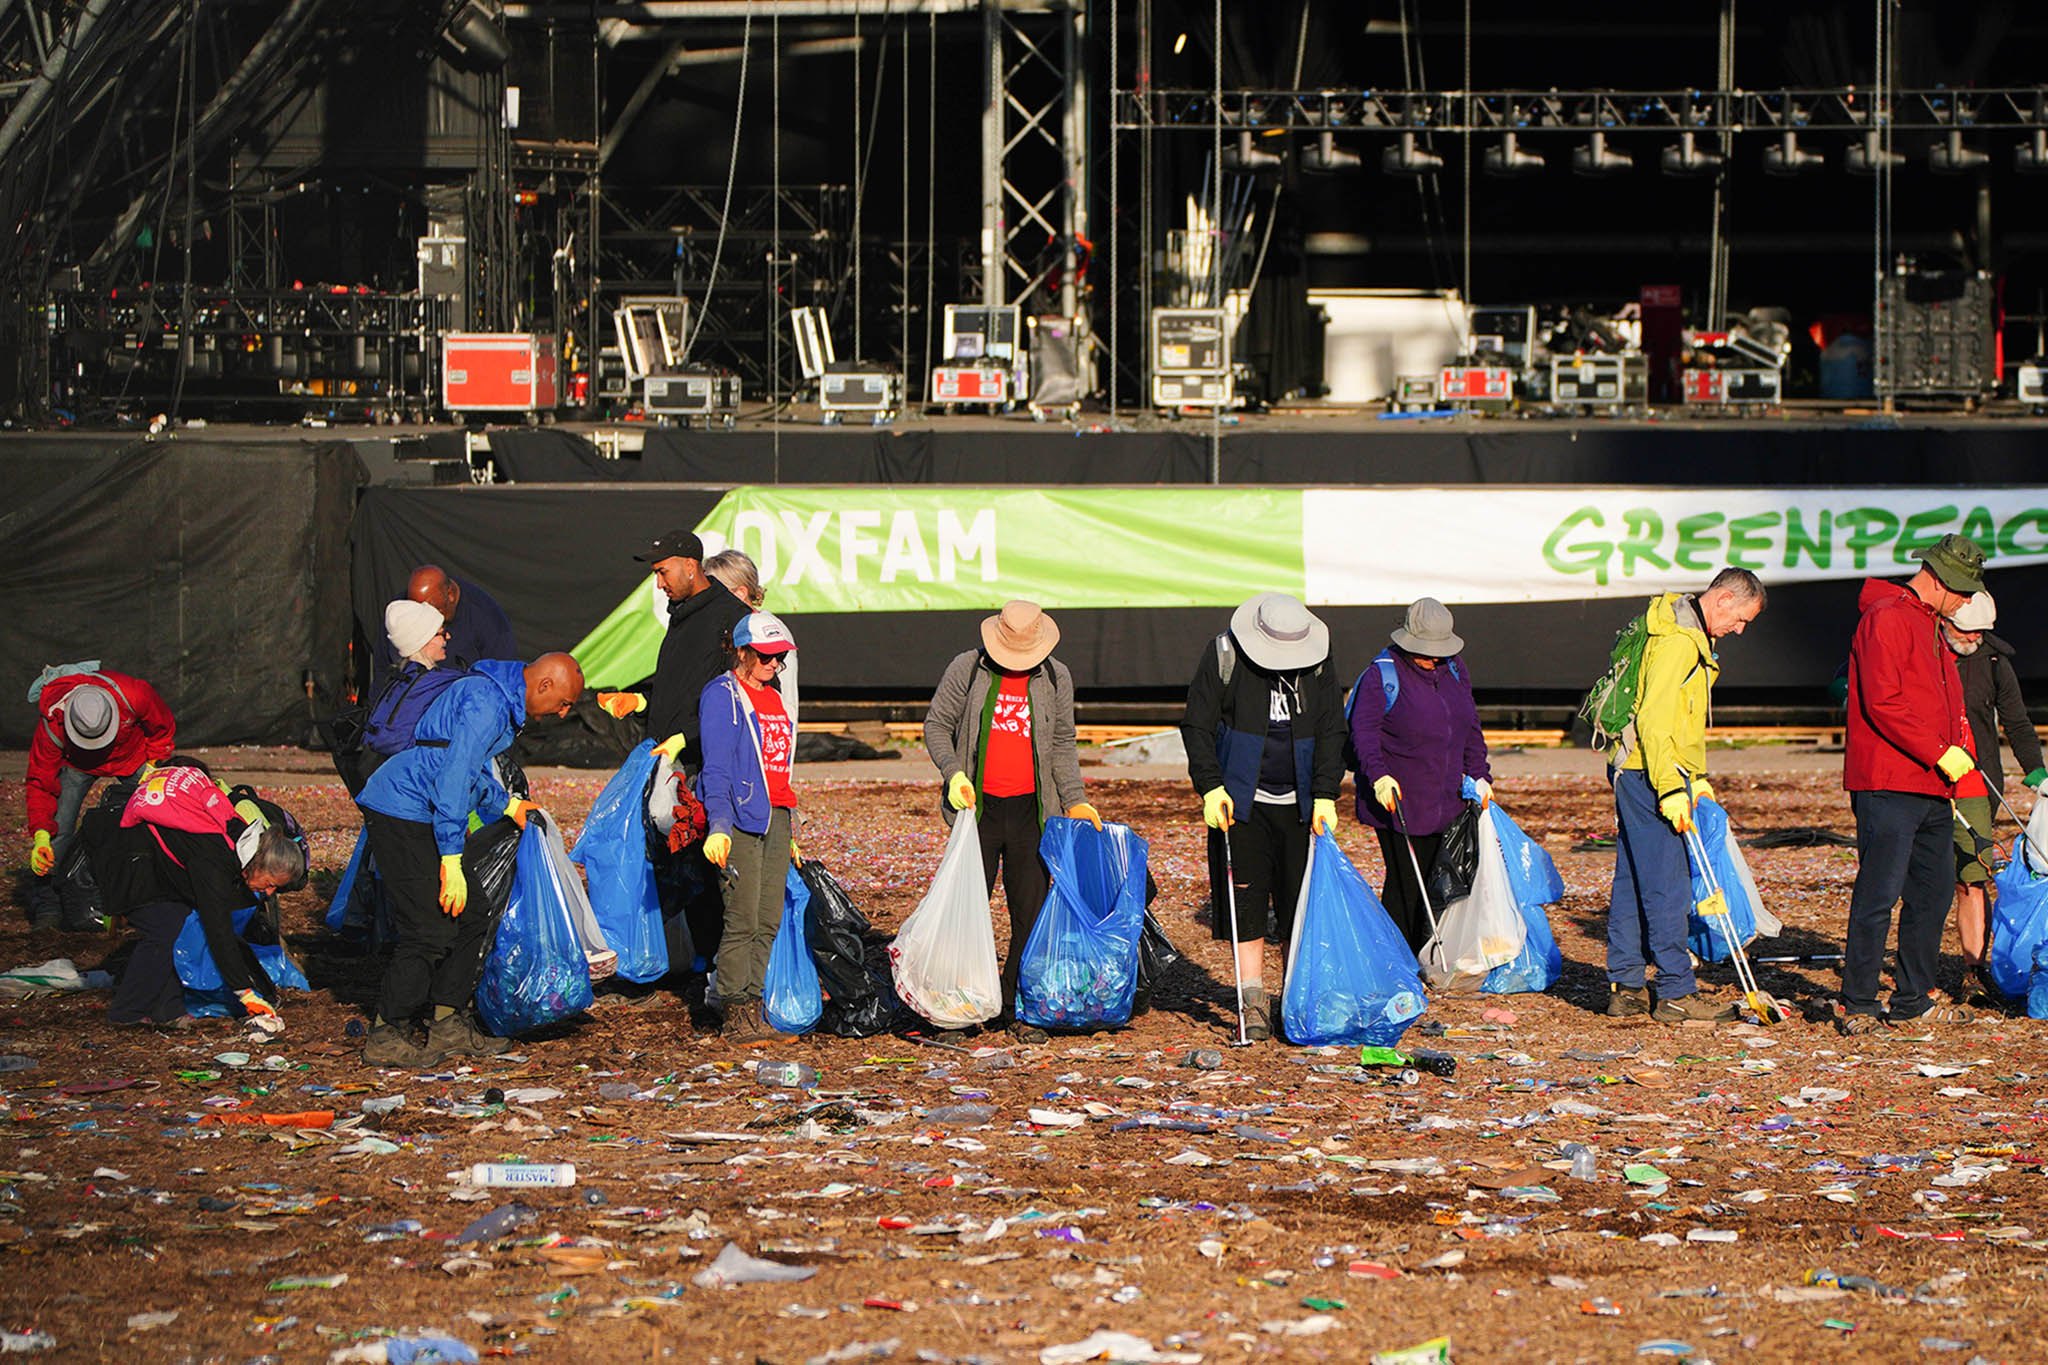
[435,629,452,641]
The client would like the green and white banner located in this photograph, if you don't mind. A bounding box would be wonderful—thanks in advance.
[572,485,2048,685]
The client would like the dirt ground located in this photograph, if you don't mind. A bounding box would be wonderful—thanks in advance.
[1,746,2044,1364]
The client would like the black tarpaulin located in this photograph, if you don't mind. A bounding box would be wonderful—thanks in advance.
[0,439,362,746]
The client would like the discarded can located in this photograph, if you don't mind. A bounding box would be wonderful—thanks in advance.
[1359,1045,1456,1079]
[469,1162,576,1188]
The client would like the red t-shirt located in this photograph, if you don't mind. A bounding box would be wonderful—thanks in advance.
[981,672,1036,798]
[743,679,797,808]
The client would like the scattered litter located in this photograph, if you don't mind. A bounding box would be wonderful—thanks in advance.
[1039,1332,1202,1364]
[125,1311,178,1331]
[692,1242,818,1288]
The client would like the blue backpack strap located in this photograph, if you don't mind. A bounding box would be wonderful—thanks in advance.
[1375,652,1401,710]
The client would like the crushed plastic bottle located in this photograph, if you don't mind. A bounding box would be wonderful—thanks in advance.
[691,1241,818,1288]
[469,1162,576,1188]
[1561,1143,1597,1182]
[754,1061,818,1088]
[453,1202,537,1245]
[924,1103,995,1125]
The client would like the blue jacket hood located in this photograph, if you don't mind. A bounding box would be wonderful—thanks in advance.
[472,659,529,726]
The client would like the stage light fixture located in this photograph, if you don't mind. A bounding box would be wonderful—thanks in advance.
[1928,129,1988,173]
[441,0,510,71]
[1762,130,1823,175]
[1660,131,1723,176]
[1301,130,1361,173]
[1845,130,1905,174]
[1483,132,1545,177]
[1570,132,1631,177]
[1382,131,1444,175]
[1221,130,1282,173]
[2018,128,2048,174]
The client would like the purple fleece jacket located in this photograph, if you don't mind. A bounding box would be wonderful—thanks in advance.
[1349,648,1490,836]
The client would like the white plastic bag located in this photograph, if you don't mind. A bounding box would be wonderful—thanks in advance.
[536,812,616,980]
[648,752,681,836]
[1421,809,1526,988]
[2027,799,2048,876]
[1721,821,1781,939]
[890,810,1002,1027]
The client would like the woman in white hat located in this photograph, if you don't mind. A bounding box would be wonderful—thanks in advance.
[1941,590,2044,1001]
[1350,598,1493,954]
[1180,591,1346,1042]
[924,600,1100,1043]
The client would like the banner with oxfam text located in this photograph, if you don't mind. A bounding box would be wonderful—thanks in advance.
[573,485,2048,686]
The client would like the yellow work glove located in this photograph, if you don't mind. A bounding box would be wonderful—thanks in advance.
[438,854,468,916]
[1067,802,1104,830]
[1936,745,1975,783]
[504,797,540,829]
[1311,798,1338,836]
[597,691,646,719]
[789,840,803,868]
[652,732,688,761]
[947,772,975,811]
[704,832,732,868]
[30,830,54,876]
[1201,786,1234,830]
[1372,775,1402,810]
[1659,791,1695,834]
[1689,778,1716,806]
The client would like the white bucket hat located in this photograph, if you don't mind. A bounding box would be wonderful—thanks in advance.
[1390,597,1465,658]
[1951,591,1995,632]
[1230,592,1330,671]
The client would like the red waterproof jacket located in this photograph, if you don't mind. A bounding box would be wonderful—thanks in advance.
[26,671,176,836]
[1844,580,1971,796]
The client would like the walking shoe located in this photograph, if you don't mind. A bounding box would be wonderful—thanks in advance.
[1605,984,1651,1018]
[1837,1010,1884,1037]
[426,1010,512,1058]
[1651,991,1738,1023]
[1897,1001,1974,1025]
[720,999,762,1044]
[1238,987,1272,1043]
[362,1022,446,1069]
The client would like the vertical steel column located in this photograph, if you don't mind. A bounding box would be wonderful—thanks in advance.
[1060,1,1086,327]
[981,0,1004,307]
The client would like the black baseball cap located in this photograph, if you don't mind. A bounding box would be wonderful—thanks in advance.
[635,529,704,564]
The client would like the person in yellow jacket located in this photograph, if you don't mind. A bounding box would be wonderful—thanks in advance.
[1606,568,1766,1021]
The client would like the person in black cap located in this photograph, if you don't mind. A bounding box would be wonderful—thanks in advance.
[595,528,751,999]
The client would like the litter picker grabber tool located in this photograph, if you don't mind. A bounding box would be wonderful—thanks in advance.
[1394,799,1444,946]
[1683,822,1790,1024]
[1220,826,1251,1047]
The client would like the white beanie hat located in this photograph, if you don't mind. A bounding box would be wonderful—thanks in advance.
[385,599,445,662]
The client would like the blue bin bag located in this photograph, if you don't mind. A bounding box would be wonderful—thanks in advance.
[570,739,668,983]
[1017,818,1150,1029]
[1989,848,2048,1000]
[2030,941,2048,1021]
[764,865,824,1035]
[477,817,595,1037]
[176,904,312,1017]
[1481,803,1564,994]
[1685,798,1760,963]
[1281,832,1428,1047]
[325,828,368,931]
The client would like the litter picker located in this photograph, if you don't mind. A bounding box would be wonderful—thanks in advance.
[1683,822,1791,1024]
[1220,823,1251,1047]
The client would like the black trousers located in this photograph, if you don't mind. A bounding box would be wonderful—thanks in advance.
[1207,801,1311,949]
[363,810,503,1026]
[1375,827,1446,954]
[108,900,191,1024]
[1843,790,1952,1019]
[978,792,1051,1020]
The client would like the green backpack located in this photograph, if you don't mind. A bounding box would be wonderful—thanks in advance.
[1580,603,1655,750]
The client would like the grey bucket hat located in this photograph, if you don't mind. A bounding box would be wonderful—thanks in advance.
[62,684,118,749]
[1230,592,1330,671]
[1390,598,1464,658]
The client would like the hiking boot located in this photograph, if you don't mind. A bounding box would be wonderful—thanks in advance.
[757,1002,798,1045]
[720,999,762,1044]
[1008,1020,1049,1045]
[1238,987,1272,1043]
[1651,991,1738,1024]
[1837,1010,1884,1037]
[25,879,60,932]
[426,1010,512,1058]
[1606,984,1651,1018]
[362,1022,446,1069]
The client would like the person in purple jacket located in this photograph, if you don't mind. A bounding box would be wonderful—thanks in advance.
[1349,598,1494,953]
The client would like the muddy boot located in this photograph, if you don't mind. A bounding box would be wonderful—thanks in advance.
[426,1009,511,1058]
[1237,986,1272,1043]
[362,1021,445,1069]
[1652,991,1738,1024]
[1606,984,1651,1018]
[720,998,762,1044]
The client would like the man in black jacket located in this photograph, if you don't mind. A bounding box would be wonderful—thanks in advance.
[594,528,751,992]
[1180,592,1346,1042]
[1942,591,2045,999]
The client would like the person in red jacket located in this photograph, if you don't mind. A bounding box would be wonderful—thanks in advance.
[1841,534,1985,1034]
[24,666,176,932]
